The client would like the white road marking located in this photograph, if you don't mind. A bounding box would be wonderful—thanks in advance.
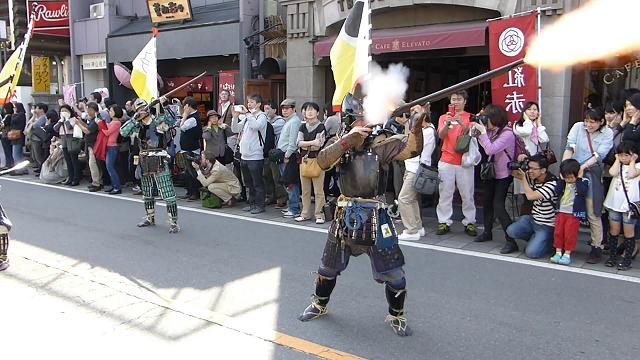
[2,177,639,284]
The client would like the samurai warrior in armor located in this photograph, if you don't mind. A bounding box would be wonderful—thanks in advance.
[298,93,426,336]
[120,98,180,233]
[0,199,12,271]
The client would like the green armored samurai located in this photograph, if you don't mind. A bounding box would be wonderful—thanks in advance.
[120,97,180,233]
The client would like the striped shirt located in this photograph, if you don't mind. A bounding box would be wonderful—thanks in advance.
[531,179,558,227]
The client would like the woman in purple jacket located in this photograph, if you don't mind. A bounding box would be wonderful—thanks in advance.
[473,104,518,254]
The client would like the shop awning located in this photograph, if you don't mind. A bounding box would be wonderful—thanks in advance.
[313,21,487,57]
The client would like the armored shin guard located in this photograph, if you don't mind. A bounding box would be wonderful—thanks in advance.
[0,232,9,271]
[298,274,336,322]
[384,283,412,336]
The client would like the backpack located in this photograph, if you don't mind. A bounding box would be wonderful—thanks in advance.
[258,120,276,159]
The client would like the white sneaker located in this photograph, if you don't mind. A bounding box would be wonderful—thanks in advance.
[418,227,426,237]
[315,218,325,224]
[398,231,420,241]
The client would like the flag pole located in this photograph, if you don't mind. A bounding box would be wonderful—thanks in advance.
[536,7,543,115]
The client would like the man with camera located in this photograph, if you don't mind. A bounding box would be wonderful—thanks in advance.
[178,97,203,201]
[436,90,477,237]
[231,94,268,214]
[192,151,241,207]
[506,154,558,258]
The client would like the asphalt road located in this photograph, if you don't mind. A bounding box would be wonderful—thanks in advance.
[1,179,640,359]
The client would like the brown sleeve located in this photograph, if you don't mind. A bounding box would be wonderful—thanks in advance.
[317,132,366,170]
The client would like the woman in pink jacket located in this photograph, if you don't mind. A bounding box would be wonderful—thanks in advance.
[472,104,517,254]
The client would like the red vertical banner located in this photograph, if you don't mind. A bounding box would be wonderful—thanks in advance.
[218,70,239,109]
[489,13,538,123]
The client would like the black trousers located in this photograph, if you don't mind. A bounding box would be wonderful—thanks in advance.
[482,176,513,236]
[62,147,81,183]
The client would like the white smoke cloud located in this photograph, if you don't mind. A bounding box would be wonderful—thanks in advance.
[363,63,409,126]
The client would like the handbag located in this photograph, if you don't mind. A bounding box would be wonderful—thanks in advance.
[461,137,481,167]
[268,148,285,163]
[32,125,51,142]
[68,137,83,153]
[480,158,496,180]
[279,153,301,185]
[300,155,322,178]
[219,146,235,165]
[539,143,557,165]
[454,122,471,153]
[413,163,439,195]
[7,129,21,141]
[619,163,640,218]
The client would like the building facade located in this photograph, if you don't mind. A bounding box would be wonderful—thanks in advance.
[279,0,633,162]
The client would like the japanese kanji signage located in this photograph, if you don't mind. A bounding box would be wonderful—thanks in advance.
[146,0,193,24]
[27,1,70,37]
[218,70,238,110]
[488,13,538,122]
[32,56,50,94]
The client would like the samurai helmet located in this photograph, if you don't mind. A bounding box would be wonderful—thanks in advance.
[341,93,364,130]
[134,98,148,111]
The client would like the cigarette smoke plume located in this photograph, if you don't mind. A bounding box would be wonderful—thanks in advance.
[363,63,410,125]
[526,0,640,69]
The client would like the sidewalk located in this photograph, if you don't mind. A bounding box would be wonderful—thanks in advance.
[5,173,640,279]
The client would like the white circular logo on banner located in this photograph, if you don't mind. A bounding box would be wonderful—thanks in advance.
[498,27,525,57]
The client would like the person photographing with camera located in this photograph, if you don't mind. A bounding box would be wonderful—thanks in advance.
[505,154,558,258]
[472,104,517,254]
[178,97,203,201]
[231,94,268,214]
[435,90,478,237]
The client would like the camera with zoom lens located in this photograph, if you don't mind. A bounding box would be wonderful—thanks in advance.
[182,152,199,164]
[508,160,529,171]
[470,113,490,124]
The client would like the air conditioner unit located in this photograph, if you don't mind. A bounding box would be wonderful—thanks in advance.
[90,3,105,19]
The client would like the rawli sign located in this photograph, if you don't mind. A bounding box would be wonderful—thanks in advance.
[27,1,70,37]
[146,0,193,24]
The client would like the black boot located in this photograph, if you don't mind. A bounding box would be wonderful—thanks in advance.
[0,233,8,271]
[500,236,519,254]
[605,234,618,267]
[384,284,412,337]
[299,274,336,322]
[618,237,635,271]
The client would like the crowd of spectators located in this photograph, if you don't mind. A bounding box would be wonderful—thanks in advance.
[1,86,638,271]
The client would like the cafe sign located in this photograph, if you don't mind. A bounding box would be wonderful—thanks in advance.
[146,0,193,24]
[27,1,70,37]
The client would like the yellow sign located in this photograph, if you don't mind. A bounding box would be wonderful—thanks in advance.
[31,56,50,94]
[147,0,193,24]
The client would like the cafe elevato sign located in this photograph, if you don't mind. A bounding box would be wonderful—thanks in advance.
[146,0,193,24]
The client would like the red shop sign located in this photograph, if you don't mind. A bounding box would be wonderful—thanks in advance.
[28,1,70,37]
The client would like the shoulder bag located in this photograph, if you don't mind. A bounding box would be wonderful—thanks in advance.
[619,163,640,218]
[454,122,471,153]
[539,142,557,165]
[7,129,21,141]
[413,163,440,195]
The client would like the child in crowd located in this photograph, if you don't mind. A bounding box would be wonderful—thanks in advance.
[603,142,640,270]
[551,159,589,265]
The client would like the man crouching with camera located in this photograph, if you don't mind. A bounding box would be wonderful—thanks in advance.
[505,154,559,258]
[192,151,241,207]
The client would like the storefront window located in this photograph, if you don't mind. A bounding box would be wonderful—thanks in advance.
[583,56,640,107]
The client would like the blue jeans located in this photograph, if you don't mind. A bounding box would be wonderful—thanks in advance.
[506,215,553,258]
[279,162,301,214]
[106,146,121,190]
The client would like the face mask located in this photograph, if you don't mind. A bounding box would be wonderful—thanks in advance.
[60,112,70,120]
